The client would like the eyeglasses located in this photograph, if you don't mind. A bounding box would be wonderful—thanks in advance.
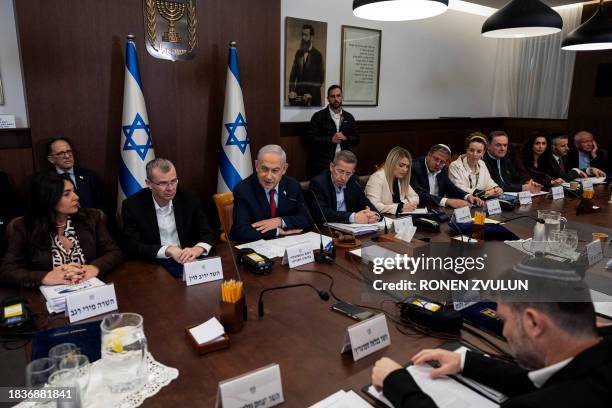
[332,167,354,177]
[49,150,73,158]
[149,178,179,188]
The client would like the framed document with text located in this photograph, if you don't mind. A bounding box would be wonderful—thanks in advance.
[341,26,381,106]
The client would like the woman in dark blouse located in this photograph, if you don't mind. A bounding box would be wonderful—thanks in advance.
[517,131,564,188]
[0,173,122,288]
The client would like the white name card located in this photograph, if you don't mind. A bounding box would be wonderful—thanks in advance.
[341,313,390,361]
[486,199,501,216]
[281,242,314,268]
[184,256,224,286]
[0,115,16,129]
[65,284,118,323]
[395,226,417,243]
[551,186,564,200]
[581,179,594,191]
[518,191,532,205]
[216,363,284,408]
[454,206,471,224]
[393,216,413,233]
[586,240,603,266]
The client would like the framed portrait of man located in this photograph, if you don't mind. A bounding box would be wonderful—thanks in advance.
[284,17,327,108]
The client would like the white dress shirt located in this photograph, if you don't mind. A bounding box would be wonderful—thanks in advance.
[329,106,343,154]
[154,197,211,259]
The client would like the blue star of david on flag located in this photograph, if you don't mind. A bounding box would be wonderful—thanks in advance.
[224,112,249,154]
[122,113,153,160]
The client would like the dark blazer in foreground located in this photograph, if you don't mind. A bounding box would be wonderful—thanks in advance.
[567,148,607,171]
[0,209,122,288]
[382,338,612,408]
[121,187,214,261]
[483,154,527,192]
[60,166,104,210]
[306,107,359,178]
[229,174,310,243]
[307,170,374,223]
[410,156,467,207]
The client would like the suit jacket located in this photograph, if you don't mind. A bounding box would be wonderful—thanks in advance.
[306,107,359,178]
[365,168,420,215]
[383,338,612,408]
[307,170,375,223]
[229,174,311,242]
[483,153,527,192]
[121,188,214,261]
[410,157,468,206]
[545,155,581,182]
[55,167,103,209]
[0,209,122,288]
[288,46,324,106]
[567,148,606,170]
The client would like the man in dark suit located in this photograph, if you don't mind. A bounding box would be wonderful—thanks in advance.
[306,85,359,178]
[121,158,214,263]
[230,145,310,243]
[288,24,324,107]
[47,137,103,209]
[307,150,378,224]
[547,133,587,182]
[410,144,483,208]
[371,301,611,407]
[483,131,542,193]
[567,131,607,177]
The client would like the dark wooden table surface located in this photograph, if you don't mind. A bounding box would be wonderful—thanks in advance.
[15,185,612,407]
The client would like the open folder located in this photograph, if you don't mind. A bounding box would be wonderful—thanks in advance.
[363,342,506,408]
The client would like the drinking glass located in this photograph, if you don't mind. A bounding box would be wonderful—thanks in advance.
[100,313,148,393]
[561,229,578,254]
[59,354,90,395]
[548,229,563,255]
[25,357,56,388]
[48,369,82,408]
[49,343,79,367]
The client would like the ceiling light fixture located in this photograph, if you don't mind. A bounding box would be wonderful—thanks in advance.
[352,0,449,21]
[562,0,612,51]
[481,0,563,38]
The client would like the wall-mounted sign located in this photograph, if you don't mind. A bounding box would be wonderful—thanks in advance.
[143,0,198,61]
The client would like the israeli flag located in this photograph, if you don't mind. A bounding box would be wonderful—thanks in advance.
[117,36,155,208]
[217,42,253,193]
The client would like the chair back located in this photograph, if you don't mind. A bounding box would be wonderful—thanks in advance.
[213,192,234,242]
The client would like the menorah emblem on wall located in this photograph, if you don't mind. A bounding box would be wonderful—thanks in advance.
[156,0,185,43]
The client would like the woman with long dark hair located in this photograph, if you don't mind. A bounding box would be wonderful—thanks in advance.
[0,173,122,287]
[518,131,564,188]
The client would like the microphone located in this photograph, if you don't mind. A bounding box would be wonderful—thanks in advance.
[304,189,336,261]
[224,233,248,322]
[283,190,333,263]
[258,283,330,317]
[351,178,388,234]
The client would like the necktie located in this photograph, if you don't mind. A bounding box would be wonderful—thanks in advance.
[497,160,505,183]
[558,157,565,172]
[269,189,277,218]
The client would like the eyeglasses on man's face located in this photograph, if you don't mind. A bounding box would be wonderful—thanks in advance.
[149,178,179,189]
[49,150,73,158]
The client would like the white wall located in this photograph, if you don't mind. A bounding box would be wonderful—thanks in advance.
[281,0,499,122]
[0,0,28,127]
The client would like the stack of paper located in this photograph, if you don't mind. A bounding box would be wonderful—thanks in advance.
[235,232,333,259]
[562,177,607,188]
[188,317,225,345]
[399,207,428,215]
[40,277,105,314]
[309,390,373,408]
[327,218,392,236]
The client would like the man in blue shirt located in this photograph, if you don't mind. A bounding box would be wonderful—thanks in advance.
[568,131,607,178]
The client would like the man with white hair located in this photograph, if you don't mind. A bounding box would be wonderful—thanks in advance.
[567,131,607,178]
[230,144,310,242]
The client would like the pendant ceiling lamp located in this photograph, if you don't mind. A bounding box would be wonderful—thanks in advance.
[481,0,562,38]
[562,0,612,51]
[352,0,448,21]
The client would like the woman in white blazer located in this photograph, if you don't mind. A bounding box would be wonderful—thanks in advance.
[448,133,503,198]
[365,147,420,215]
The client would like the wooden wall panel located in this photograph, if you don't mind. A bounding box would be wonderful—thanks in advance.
[15,0,280,219]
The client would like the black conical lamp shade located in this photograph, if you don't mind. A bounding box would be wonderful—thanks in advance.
[353,0,448,21]
[562,5,612,51]
[482,0,563,38]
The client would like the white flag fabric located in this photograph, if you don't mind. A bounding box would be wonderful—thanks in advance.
[217,43,253,193]
[117,37,155,209]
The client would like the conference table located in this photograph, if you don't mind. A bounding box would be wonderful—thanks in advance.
[15,185,612,407]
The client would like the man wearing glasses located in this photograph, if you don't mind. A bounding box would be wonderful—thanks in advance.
[307,150,378,224]
[121,158,214,265]
[46,137,103,209]
[411,144,484,209]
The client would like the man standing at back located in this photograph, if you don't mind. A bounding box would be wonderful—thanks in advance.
[121,158,214,264]
[46,137,103,209]
[230,145,310,242]
[306,85,359,178]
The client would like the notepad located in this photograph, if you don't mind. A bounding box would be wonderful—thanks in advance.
[188,317,225,345]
